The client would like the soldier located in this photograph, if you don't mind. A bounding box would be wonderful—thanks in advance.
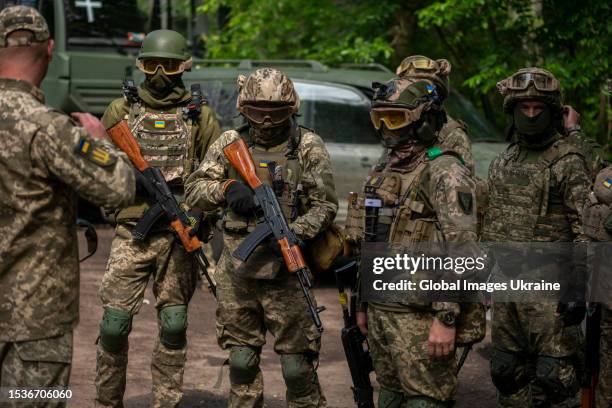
[185,68,337,407]
[94,30,221,408]
[0,5,135,405]
[346,76,484,407]
[396,55,475,172]
[484,67,592,407]
[582,165,612,407]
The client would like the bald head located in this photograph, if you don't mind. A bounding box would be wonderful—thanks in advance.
[0,30,54,86]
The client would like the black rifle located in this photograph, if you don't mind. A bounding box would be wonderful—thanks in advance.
[334,260,374,408]
[223,138,325,332]
[581,303,601,408]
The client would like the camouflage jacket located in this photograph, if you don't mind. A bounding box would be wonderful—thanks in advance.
[185,128,338,274]
[439,115,474,172]
[101,88,221,221]
[0,78,135,342]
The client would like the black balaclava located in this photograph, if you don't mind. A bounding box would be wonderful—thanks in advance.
[513,104,556,148]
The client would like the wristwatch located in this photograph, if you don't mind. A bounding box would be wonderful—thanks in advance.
[435,311,457,328]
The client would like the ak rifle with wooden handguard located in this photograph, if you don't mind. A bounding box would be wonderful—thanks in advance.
[107,121,216,297]
[223,138,325,332]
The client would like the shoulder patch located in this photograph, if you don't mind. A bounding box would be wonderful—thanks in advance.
[457,189,473,215]
[75,136,117,168]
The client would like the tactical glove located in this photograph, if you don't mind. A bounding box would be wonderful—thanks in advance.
[556,302,586,327]
[225,181,256,216]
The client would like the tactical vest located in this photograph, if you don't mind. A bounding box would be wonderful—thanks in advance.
[482,138,583,242]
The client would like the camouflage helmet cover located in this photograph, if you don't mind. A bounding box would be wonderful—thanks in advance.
[138,29,190,61]
[396,55,451,100]
[497,67,562,113]
[236,68,300,112]
[0,5,50,48]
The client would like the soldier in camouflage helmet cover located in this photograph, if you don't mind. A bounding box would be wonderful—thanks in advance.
[396,55,475,172]
[344,77,485,407]
[185,67,337,408]
[93,29,221,408]
[582,165,612,408]
[483,67,592,407]
[0,5,135,404]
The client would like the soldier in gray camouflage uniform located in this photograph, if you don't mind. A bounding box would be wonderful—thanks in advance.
[0,6,135,407]
[582,165,612,408]
[345,76,485,407]
[94,30,220,408]
[396,55,475,173]
[185,68,337,408]
[484,67,592,407]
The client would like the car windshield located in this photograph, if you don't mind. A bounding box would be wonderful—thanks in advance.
[201,79,379,145]
[62,0,192,48]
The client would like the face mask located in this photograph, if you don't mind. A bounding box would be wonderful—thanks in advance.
[513,105,553,138]
[145,70,181,98]
[249,119,291,146]
[379,125,414,148]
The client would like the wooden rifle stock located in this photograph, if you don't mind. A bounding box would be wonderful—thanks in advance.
[222,139,262,189]
[107,121,149,172]
[279,237,307,273]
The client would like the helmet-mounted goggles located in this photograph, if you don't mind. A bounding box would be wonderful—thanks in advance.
[240,103,294,125]
[370,106,427,130]
[396,56,437,76]
[507,71,559,92]
[136,57,193,75]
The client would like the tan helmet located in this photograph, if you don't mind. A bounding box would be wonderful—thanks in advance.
[396,55,451,100]
[497,67,562,113]
[236,68,300,112]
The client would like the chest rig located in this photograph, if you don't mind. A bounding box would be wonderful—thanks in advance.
[224,125,307,233]
[482,139,581,242]
[123,82,202,185]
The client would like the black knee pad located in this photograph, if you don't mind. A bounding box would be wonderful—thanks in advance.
[99,308,132,353]
[490,349,527,395]
[159,305,188,350]
[229,346,260,385]
[280,354,316,397]
[535,356,579,404]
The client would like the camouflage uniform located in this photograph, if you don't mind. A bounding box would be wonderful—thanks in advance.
[93,30,221,408]
[0,6,135,407]
[484,68,592,407]
[396,55,475,172]
[582,165,612,407]
[346,77,484,407]
[185,68,337,408]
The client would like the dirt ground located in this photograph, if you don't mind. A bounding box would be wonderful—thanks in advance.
[70,227,497,407]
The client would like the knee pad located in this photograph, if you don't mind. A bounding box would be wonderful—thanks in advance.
[280,354,316,397]
[229,346,260,385]
[535,356,579,404]
[404,396,451,407]
[99,308,132,353]
[378,388,403,408]
[159,305,188,350]
[490,349,527,395]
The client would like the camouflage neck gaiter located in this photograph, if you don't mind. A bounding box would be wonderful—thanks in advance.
[513,106,556,149]
[385,139,427,174]
[142,71,186,102]
[249,121,291,147]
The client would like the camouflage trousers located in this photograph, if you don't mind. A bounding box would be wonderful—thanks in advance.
[0,332,72,408]
[490,302,582,408]
[215,248,326,408]
[597,305,612,407]
[367,306,457,403]
[95,225,198,408]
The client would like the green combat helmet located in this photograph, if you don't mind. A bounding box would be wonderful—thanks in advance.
[136,29,192,75]
[496,67,563,113]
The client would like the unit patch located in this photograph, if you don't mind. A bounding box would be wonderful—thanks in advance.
[75,136,117,168]
[457,190,474,215]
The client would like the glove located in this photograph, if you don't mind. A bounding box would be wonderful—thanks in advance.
[225,181,256,216]
[556,302,586,327]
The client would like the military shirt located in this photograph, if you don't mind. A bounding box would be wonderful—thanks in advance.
[438,116,474,172]
[0,78,135,342]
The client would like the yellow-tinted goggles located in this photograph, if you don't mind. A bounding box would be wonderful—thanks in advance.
[136,57,192,75]
[396,56,437,76]
[370,107,423,130]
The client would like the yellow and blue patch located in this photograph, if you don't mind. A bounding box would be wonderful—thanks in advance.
[259,160,271,168]
[604,178,612,189]
[154,120,166,129]
[75,136,117,168]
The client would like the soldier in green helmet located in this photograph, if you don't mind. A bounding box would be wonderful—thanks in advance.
[94,29,221,408]
[345,76,485,407]
[484,67,592,407]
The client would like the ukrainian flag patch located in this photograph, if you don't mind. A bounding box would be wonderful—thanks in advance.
[259,160,270,168]
[75,136,117,169]
[154,120,166,129]
[604,178,612,189]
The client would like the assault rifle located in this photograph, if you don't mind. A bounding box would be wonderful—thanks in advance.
[334,259,374,408]
[581,303,601,408]
[107,121,216,297]
[223,138,325,332]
